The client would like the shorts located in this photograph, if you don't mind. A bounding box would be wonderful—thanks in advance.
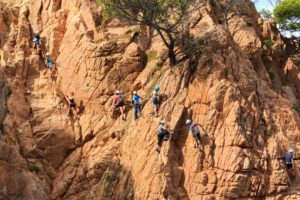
[48,63,53,68]
[157,132,165,146]
[115,101,124,108]
[286,163,293,169]
[152,99,160,106]
[70,103,76,108]
[193,132,200,141]
[34,40,40,45]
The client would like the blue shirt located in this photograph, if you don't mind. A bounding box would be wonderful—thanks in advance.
[47,57,53,66]
[132,95,141,104]
[33,35,40,44]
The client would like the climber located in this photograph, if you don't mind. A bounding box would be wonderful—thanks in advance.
[45,53,54,73]
[156,120,169,153]
[151,90,160,117]
[285,149,295,177]
[112,90,125,120]
[186,119,202,148]
[132,91,142,120]
[67,92,78,117]
[33,30,41,52]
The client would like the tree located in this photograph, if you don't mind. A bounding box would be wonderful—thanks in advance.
[260,8,273,19]
[99,0,195,66]
[274,0,300,33]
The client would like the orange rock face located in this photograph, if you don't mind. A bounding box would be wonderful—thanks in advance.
[0,0,300,199]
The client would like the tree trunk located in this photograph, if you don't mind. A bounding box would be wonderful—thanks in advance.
[168,47,176,66]
[167,33,176,66]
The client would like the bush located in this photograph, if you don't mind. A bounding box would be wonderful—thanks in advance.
[292,104,300,114]
[263,39,274,48]
[28,164,40,173]
[147,50,158,62]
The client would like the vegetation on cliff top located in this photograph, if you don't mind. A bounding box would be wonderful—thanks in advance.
[98,0,196,66]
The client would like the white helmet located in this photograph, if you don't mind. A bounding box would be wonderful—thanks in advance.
[46,52,49,56]
[160,120,165,124]
[133,91,137,95]
[35,30,39,34]
[288,149,294,153]
[115,90,120,94]
[186,119,192,125]
[153,91,158,95]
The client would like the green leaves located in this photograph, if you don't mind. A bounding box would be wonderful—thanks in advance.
[274,0,300,32]
[260,8,273,19]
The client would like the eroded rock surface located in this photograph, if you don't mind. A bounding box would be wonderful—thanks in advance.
[0,0,300,199]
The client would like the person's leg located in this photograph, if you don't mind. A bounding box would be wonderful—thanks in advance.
[120,106,125,119]
[156,134,163,152]
[134,104,138,119]
[195,133,201,148]
[155,104,159,117]
[67,105,71,117]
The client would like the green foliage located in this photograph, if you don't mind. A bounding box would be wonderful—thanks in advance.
[28,164,40,173]
[268,71,275,80]
[210,0,219,6]
[263,39,274,48]
[292,104,300,114]
[98,0,196,65]
[260,8,273,19]
[274,0,300,32]
[147,50,157,62]
[95,0,102,5]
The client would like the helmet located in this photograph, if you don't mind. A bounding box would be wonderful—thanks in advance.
[133,91,137,95]
[35,30,39,34]
[154,85,160,92]
[46,52,49,56]
[153,91,158,95]
[288,149,294,153]
[186,119,192,125]
[160,120,165,124]
[115,90,120,94]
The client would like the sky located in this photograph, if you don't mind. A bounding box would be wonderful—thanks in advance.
[253,0,274,12]
[253,0,299,37]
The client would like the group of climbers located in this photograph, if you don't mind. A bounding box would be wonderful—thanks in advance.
[32,30,55,75]
[111,85,161,120]
[31,30,299,180]
[156,118,203,152]
[32,30,77,117]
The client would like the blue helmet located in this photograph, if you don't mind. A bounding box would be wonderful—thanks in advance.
[154,85,160,92]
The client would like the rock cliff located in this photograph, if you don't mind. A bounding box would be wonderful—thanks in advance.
[0,0,300,199]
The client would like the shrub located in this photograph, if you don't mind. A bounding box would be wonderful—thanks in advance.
[263,39,274,48]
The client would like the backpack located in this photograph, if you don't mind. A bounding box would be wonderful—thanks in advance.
[152,95,159,104]
[285,153,293,163]
[115,95,123,103]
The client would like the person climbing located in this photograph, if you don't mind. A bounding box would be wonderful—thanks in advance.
[132,91,142,120]
[285,149,295,177]
[67,92,78,117]
[151,90,160,117]
[45,53,54,73]
[112,90,125,120]
[186,119,202,148]
[33,30,41,52]
[156,120,168,153]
